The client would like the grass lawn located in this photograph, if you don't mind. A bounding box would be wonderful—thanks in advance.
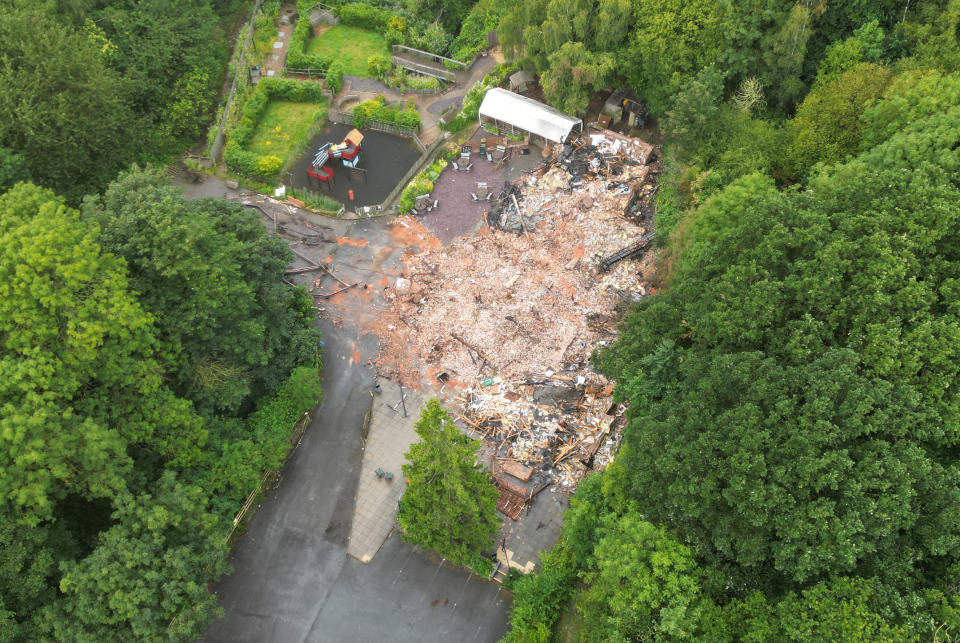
[307,25,390,77]
[247,99,328,161]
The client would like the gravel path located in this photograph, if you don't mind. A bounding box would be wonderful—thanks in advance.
[346,75,401,94]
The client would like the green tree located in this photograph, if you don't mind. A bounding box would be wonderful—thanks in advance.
[0,6,135,202]
[398,399,499,570]
[598,145,960,590]
[578,513,704,641]
[45,472,228,642]
[902,0,960,71]
[755,0,825,111]
[0,510,56,640]
[164,65,217,143]
[82,167,318,415]
[540,42,613,115]
[859,69,960,150]
[706,577,910,641]
[0,182,202,524]
[403,0,474,35]
[620,0,727,112]
[814,20,885,86]
[0,148,28,192]
[663,66,726,152]
[782,62,893,180]
[92,0,222,151]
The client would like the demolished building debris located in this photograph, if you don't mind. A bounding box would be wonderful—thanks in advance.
[375,129,660,514]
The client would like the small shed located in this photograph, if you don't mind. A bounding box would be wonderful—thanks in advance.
[602,89,647,128]
[479,88,583,145]
[508,70,533,93]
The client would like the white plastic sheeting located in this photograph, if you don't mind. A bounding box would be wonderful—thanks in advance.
[478,88,582,144]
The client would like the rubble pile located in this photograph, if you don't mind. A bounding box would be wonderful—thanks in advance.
[376,130,660,498]
[462,375,626,493]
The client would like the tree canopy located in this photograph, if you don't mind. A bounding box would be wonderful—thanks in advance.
[0,0,236,203]
[0,183,201,524]
[398,399,499,571]
[502,5,960,634]
[82,167,318,416]
[0,176,320,639]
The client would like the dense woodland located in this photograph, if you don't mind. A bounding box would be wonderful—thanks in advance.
[0,1,322,640]
[2,0,960,639]
[495,0,960,640]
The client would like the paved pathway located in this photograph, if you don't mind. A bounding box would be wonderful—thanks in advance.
[333,50,502,147]
[347,384,425,562]
[177,177,511,643]
[264,3,296,78]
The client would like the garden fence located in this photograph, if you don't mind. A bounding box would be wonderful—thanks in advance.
[328,109,421,139]
[210,0,263,161]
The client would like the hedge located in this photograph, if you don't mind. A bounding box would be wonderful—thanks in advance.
[336,2,394,30]
[326,62,344,94]
[224,77,328,180]
[203,366,322,515]
[351,94,420,130]
[287,1,332,72]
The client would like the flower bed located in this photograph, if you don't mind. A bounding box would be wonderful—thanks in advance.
[397,143,460,213]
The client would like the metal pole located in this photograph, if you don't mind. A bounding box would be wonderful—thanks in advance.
[399,383,408,418]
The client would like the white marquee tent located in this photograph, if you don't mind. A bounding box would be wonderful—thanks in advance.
[478,88,582,145]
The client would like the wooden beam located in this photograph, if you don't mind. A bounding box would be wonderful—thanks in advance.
[451,332,491,363]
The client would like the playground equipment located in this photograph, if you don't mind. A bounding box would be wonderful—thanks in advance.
[307,129,365,187]
[307,143,334,184]
[330,128,363,168]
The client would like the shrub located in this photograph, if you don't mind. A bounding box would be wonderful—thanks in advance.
[351,94,420,129]
[398,154,448,212]
[385,68,441,92]
[258,76,326,102]
[287,187,342,213]
[385,15,407,47]
[406,74,440,91]
[442,63,517,132]
[256,154,283,178]
[412,23,450,55]
[326,62,344,94]
[367,54,391,79]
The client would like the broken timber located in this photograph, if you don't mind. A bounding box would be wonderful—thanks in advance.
[499,459,534,482]
[451,332,491,364]
[597,231,655,272]
[315,282,358,299]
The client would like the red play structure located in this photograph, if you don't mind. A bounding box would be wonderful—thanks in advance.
[307,129,364,184]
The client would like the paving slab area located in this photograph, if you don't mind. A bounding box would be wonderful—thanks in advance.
[347,385,425,562]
